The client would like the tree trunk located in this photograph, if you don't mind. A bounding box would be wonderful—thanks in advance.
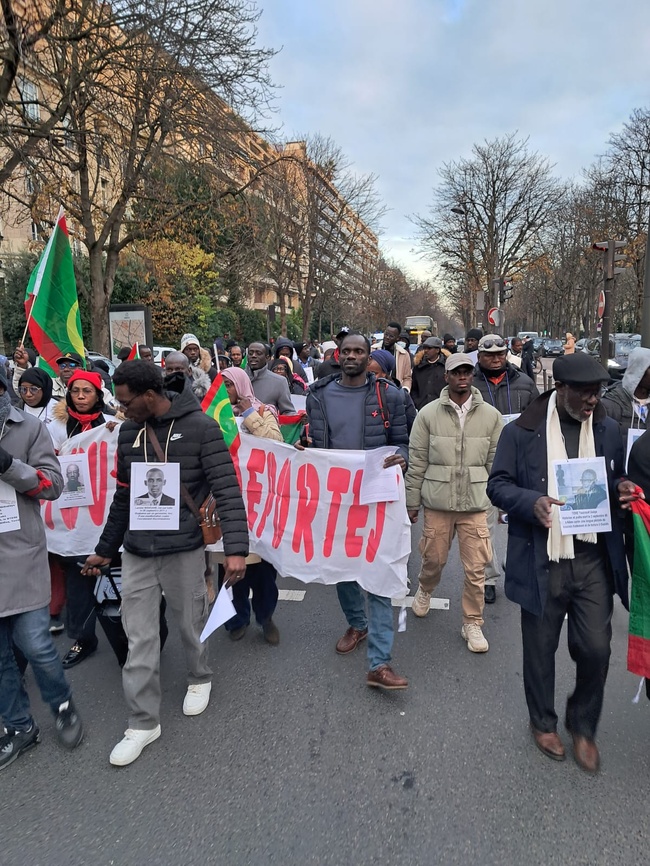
[89,246,110,353]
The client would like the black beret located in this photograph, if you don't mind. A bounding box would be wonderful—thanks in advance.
[552,353,609,385]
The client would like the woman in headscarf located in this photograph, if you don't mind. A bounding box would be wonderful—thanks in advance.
[48,369,118,669]
[215,366,283,646]
[18,367,58,424]
[270,357,306,395]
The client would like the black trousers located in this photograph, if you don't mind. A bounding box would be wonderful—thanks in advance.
[521,543,613,739]
[60,555,98,648]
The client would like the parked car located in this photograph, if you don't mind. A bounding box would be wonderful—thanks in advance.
[542,339,564,357]
[583,334,641,379]
[87,351,116,376]
[153,345,176,366]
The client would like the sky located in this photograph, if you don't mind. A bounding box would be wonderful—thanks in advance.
[254,0,650,281]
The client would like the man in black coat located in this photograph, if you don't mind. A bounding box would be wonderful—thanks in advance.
[487,353,639,773]
[411,337,446,410]
[83,361,248,766]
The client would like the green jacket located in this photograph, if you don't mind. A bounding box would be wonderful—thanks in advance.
[406,386,503,512]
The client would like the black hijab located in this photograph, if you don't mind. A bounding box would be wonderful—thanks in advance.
[19,367,53,408]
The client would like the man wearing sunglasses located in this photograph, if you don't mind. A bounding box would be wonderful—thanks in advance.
[487,353,638,773]
[473,334,539,603]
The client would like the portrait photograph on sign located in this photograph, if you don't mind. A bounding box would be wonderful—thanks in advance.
[130,462,180,530]
[552,456,611,535]
[58,452,94,508]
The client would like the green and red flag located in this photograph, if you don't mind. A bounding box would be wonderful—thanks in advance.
[627,497,650,679]
[24,207,84,377]
[278,412,307,445]
[126,343,141,361]
[201,372,241,477]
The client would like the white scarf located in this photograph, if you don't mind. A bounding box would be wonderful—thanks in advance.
[546,391,597,561]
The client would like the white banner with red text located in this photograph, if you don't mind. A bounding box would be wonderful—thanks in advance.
[221,438,411,598]
[42,423,121,556]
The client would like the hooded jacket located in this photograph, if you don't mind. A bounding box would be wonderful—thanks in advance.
[95,386,249,559]
[306,372,409,462]
[487,391,628,616]
[601,346,650,435]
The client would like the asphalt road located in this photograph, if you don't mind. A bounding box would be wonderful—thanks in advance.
[2,521,648,866]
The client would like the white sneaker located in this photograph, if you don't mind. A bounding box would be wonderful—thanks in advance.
[412,586,431,617]
[109,726,161,766]
[183,682,212,716]
[461,623,489,653]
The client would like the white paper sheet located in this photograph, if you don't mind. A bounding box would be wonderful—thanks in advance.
[58,452,94,508]
[200,584,237,642]
[626,428,645,471]
[0,479,20,533]
[291,395,307,412]
[129,462,180,530]
[359,446,400,504]
[304,367,314,384]
[552,456,612,535]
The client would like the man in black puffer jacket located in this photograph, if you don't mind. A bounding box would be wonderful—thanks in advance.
[83,361,248,767]
[306,332,409,691]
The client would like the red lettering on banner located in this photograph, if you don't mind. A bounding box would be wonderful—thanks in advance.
[255,450,277,538]
[345,469,369,557]
[87,441,109,525]
[43,500,54,529]
[292,463,320,561]
[366,501,386,563]
[271,459,292,548]
[245,448,266,531]
[323,467,351,557]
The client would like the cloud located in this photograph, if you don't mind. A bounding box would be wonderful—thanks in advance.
[255,0,650,272]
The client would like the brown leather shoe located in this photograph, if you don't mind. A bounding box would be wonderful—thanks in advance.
[531,726,566,761]
[335,627,368,655]
[570,734,600,774]
[367,664,408,690]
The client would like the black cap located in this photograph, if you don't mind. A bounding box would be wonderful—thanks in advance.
[466,328,483,340]
[56,351,84,366]
[552,353,609,385]
[336,326,350,339]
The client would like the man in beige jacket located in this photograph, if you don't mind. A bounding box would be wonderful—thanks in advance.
[374,322,412,392]
[405,354,503,653]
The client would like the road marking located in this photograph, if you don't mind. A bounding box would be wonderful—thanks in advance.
[278,589,306,602]
[393,596,449,610]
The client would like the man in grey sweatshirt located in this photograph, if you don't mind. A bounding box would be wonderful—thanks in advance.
[246,342,294,414]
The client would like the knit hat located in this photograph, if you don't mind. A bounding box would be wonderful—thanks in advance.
[370,349,396,375]
[466,328,483,341]
[321,341,337,354]
[67,369,104,392]
[180,333,201,352]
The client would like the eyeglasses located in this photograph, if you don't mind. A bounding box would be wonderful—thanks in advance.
[118,394,140,408]
[479,338,507,350]
[70,388,96,397]
[19,385,43,395]
[58,361,79,369]
[572,385,607,400]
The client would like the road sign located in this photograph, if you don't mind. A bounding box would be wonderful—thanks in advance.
[597,289,606,319]
[487,307,499,326]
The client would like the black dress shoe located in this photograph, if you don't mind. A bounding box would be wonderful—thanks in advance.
[484,585,496,604]
[61,642,97,668]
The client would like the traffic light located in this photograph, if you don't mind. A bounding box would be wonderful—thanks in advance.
[502,280,514,301]
[592,240,626,279]
[493,275,513,304]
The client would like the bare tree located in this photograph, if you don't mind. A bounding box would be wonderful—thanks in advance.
[0,0,275,350]
[413,133,566,318]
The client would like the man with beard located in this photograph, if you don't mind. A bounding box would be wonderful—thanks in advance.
[487,353,637,773]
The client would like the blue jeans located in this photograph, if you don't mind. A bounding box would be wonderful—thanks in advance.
[336,582,394,671]
[0,606,71,731]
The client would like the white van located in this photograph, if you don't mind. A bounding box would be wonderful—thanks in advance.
[152,346,176,366]
[517,331,539,341]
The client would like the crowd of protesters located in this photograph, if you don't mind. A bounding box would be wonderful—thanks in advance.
[1,321,649,776]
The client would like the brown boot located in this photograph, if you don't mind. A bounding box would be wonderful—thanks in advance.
[367,664,408,690]
[335,627,368,655]
[570,734,600,773]
[531,726,566,761]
